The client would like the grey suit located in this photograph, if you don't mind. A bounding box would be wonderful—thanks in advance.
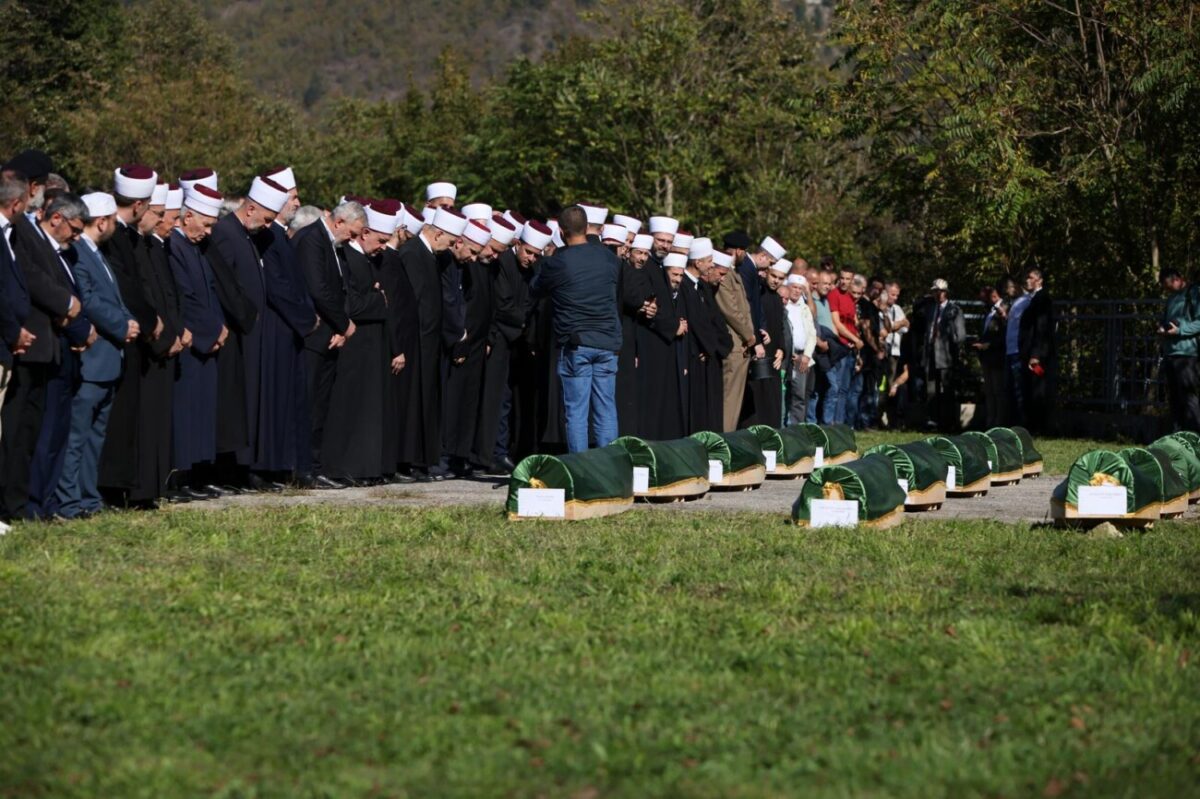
[56,238,132,517]
[924,300,965,432]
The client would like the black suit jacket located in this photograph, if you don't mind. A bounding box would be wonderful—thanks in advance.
[10,215,83,364]
[977,303,1007,369]
[1018,290,1055,365]
[294,221,350,352]
[0,225,29,367]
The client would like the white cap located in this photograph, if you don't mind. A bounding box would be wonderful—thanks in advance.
[461,203,492,221]
[672,232,694,250]
[712,251,733,269]
[178,169,218,192]
[463,219,492,246]
[546,219,560,233]
[82,192,117,218]
[433,208,468,237]
[247,176,290,213]
[688,237,714,261]
[183,185,223,218]
[364,204,398,235]
[631,234,653,251]
[165,186,183,211]
[552,229,565,248]
[663,253,687,268]
[489,217,517,245]
[426,182,457,202]
[930,278,949,291]
[401,204,425,236]
[112,165,158,199]
[612,214,641,234]
[520,221,553,250]
[149,183,169,206]
[648,216,679,235]
[769,258,792,275]
[579,203,608,226]
[421,206,437,225]
[601,224,628,244]
[264,166,296,191]
[786,274,808,287]
[760,236,787,260]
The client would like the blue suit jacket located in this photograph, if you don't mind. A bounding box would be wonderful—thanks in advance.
[71,238,132,382]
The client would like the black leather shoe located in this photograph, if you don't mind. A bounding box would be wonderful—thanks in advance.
[200,485,227,498]
[247,473,285,493]
[497,456,516,473]
[312,475,345,490]
[451,465,475,479]
[389,472,414,484]
[165,490,193,504]
[411,468,434,483]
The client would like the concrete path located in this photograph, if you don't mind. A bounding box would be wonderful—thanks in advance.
[172,472,1200,525]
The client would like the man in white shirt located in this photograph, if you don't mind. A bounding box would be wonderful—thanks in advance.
[783,274,816,424]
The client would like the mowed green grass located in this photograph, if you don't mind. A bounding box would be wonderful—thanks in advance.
[3,505,1199,798]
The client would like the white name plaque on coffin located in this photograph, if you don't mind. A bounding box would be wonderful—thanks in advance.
[947,465,957,489]
[708,460,724,483]
[517,488,565,518]
[1077,485,1128,517]
[632,467,650,493]
[764,450,777,472]
[815,447,825,468]
[809,499,859,528]
[898,478,910,501]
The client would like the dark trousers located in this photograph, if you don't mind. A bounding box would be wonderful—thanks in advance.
[0,361,52,520]
[28,349,80,519]
[305,348,337,472]
[1165,355,1200,433]
[1006,354,1025,425]
[981,363,1008,429]
[927,366,958,432]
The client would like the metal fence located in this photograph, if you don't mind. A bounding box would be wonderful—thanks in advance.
[954,298,1166,414]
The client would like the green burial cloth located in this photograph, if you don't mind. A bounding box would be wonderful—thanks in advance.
[1119,447,1188,508]
[1008,426,1043,467]
[748,425,815,468]
[792,454,906,525]
[612,436,709,489]
[690,430,767,474]
[506,445,634,513]
[925,435,991,490]
[865,441,949,494]
[1150,436,1200,495]
[984,428,1026,475]
[1051,449,1160,515]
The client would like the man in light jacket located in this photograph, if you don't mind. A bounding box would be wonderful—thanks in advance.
[783,273,816,424]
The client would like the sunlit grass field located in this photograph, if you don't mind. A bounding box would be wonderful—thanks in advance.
[3,501,1198,797]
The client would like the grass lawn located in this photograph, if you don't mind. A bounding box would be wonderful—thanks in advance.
[3,504,1199,797]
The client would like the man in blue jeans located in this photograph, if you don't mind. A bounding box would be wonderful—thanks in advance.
[531,206,622,452]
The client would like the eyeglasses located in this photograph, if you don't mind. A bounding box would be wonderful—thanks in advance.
[66,221,85,237]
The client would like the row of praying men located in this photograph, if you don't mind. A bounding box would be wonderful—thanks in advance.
[0,150,822,519]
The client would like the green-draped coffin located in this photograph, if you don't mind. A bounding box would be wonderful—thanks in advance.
[963,430,1023,484]
[748,425,816,477]
[795,423,858,465]
[925,434,991,495]
[865,441,949,509]
[793,454,907,528]
[690,429,767,488]
[1169,430,1200,454]
[611,436,709,498]
[1051,449,1161,524]
[1008,426,1044,475]
[1119,447,1189,517]
[984,428,1028,483]
[506,445,635,520]
[1150,435,1200,502]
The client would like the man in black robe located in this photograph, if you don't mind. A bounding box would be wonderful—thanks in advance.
[508,221,554,461]
[96,165,169,507]
[321,200,393,483]
[470,217,519,472]
[257,168,318,484]
[397,207,464,481]
[443,219,494,477]
[678,240,726,434]
[209,176,289,489]
[135,183,187,504]
[636,217,683,439]
[295,200,364,485]
[168,186,227,495]
[606,231,653,438]
[743,262,789,428]
[378,204,423,480]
